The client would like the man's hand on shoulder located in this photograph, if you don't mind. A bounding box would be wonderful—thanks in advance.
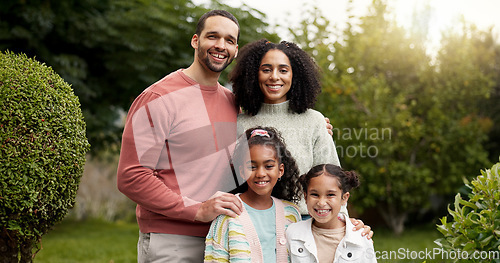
[194,191,243,222]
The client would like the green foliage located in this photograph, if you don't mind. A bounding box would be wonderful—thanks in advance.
[292,0,494,234]
[0,0,277,154]
[0,51,90,261]
[435,159,500,263]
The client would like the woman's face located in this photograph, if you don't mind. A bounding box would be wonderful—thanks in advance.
[258,49,293,104]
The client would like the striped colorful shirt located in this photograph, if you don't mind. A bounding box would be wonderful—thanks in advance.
[204,196,301,263]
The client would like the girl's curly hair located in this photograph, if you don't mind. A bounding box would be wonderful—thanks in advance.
[230,39,322,116]
[231,126,301,203]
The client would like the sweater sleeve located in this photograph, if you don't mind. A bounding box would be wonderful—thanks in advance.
[204,215,252,262]
[311,110,341,167]
[204,215,231,262]
[117,90,200,221]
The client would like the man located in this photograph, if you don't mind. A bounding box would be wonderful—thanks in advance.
[117,10,370,263]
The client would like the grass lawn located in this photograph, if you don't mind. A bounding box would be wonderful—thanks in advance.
[372,225,446,263]
[34,219,139,263]
[34,219,445,262]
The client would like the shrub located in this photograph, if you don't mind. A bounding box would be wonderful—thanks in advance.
[435,158,500,262]
[0,51,90,262]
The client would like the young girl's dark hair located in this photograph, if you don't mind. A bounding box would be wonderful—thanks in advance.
[299,164,360,196]
[230,39,322,116]
[231,126,301,203]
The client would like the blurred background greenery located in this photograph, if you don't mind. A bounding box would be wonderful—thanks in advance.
[1,0,499,261]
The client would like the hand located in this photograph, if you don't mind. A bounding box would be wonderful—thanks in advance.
[194,191,243,222]
[325,117,333,136]
[350,218,374,240]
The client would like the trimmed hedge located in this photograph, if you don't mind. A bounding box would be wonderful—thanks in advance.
[0,51,90,262]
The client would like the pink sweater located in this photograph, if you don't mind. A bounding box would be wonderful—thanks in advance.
[117,70,239,237]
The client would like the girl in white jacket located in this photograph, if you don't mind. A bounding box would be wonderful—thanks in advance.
[286,164,377,263]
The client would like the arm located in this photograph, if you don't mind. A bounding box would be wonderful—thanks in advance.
[350,218,374,240]
[117,92,198,221]
[313,113,341,167]
[117,92,241,222]
[204,215,231,262]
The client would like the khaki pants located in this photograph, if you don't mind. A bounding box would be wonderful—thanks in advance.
[138,231,205,263]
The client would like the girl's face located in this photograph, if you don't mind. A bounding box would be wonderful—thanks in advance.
[258,49,293,104]
[305,174,349,229]
[240,144,284,198]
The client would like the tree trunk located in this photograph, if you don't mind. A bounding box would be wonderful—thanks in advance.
[378,205,407,236]
[0,229,34,263]
[1,229,19,263]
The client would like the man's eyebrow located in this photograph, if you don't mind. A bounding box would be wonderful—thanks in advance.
[205,31,237,41]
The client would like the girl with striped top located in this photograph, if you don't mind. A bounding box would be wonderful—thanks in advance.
[204,126,302,263]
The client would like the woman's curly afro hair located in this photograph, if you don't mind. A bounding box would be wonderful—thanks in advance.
[230,39,322,116]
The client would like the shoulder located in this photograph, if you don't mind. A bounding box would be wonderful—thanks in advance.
[209,214,243,233]
[237,112,252,122]
[345,219,374,248]
[286,218,311,237]
[280,200,300,220]
[219,84,234,95]
[303,109,327,121]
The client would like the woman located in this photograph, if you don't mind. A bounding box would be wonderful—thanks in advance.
[230,39,342,218]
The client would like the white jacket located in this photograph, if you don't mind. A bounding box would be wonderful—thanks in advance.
[286,215,377,263]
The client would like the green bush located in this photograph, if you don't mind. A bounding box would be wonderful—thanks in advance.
[0,51,90,262]
[435,158,500,262]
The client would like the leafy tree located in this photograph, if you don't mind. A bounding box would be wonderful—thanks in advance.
[0,0,277,154]
[0,51,90,262]
[292,0,493,234]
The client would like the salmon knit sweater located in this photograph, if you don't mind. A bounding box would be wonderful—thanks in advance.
[117,70,241,237]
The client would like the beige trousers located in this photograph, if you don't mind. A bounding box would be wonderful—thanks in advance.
[138,231,205,263]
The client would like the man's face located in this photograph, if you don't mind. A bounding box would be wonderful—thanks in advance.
[194,16,239,73]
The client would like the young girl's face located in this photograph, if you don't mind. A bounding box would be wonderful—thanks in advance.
[305,174,349,229]
[241,144,284,198]
[258,49,293,104]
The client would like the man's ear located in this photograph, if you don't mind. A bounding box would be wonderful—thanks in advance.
[341,192,350,206]
[191,34,199,49]
[234,44,239,58]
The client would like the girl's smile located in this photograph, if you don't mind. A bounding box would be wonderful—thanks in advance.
[306,174,349,229]
[239,144,284,209]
